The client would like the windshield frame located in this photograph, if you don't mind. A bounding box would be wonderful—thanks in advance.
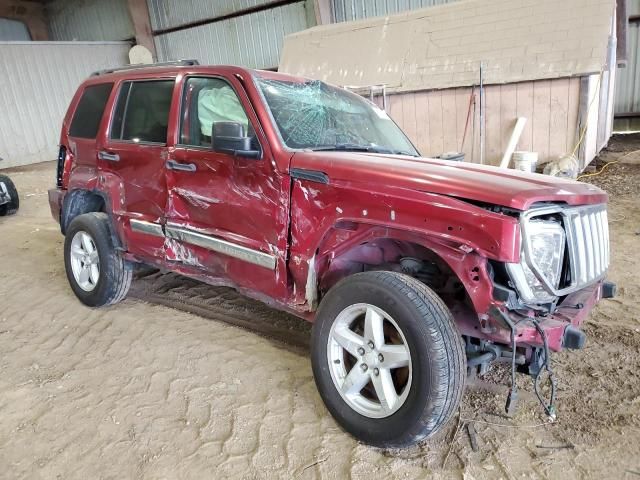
[251,73,421,157]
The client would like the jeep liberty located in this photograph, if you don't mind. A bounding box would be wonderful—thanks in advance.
[48,61,614,447]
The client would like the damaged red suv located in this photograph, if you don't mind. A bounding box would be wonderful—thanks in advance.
[49,61,615,447]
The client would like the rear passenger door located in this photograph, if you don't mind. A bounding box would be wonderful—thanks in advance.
[98,78,176,260]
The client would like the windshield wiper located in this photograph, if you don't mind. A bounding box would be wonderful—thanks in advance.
[310,144,418,156]
[311,143,380,152]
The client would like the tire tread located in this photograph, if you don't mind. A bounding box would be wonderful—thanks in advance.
[312,270,466,447]
[64,212,132,307]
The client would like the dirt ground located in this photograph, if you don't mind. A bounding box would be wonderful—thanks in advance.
[1,136,639,479]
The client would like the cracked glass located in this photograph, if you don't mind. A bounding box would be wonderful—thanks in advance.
[255,77,419,156]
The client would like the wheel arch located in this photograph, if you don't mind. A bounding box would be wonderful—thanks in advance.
[311,224,495,316]
[61,189,124,250]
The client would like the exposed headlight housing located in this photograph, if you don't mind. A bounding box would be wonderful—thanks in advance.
[506,220,565,304]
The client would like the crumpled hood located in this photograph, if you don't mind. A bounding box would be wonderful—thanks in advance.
[291,152,607,210]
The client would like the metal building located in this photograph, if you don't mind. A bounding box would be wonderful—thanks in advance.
[0,0,637,169]
[614,0,640,131]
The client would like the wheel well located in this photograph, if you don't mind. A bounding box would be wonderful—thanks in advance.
[61,190,107,235]
[318,238,472,311]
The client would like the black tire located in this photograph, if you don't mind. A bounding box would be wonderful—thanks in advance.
[64,212,132,307]
[311,271,466,448]
[0,174,19,216]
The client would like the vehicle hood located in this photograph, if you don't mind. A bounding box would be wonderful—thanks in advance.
[290,152,607,210]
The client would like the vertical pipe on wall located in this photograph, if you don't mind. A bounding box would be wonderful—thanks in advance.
[479,62,485,165]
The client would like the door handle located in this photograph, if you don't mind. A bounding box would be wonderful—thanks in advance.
[166,160,197,172]
[98,151,120,162]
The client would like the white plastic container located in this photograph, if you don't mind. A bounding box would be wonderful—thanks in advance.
[512,151,538,173]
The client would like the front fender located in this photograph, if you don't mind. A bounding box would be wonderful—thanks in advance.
[287,179,520,314]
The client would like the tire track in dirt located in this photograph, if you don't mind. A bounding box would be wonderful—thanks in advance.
[128,271,311,353]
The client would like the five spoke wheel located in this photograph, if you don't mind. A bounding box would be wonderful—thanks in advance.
[69,230,100,292]
[327,303,412,418]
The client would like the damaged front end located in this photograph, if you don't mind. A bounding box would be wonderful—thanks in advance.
[462,202,615,419]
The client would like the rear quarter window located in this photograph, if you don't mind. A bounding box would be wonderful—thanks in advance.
[69,83,113,139]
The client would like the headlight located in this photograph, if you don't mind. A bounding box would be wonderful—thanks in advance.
[506,220,566,303]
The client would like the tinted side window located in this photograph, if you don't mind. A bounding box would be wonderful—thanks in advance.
[69,83,113,139]
[179,77,250,147]
[111,80,174,143]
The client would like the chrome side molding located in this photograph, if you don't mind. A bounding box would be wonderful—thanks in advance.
[165,224,276,270]
[130,219,164,237]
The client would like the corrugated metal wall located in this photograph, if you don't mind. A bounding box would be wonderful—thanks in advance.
[0,18,31,41]
[0,42,130,169]
[154,1,309,69]
[147,0,277,30]
[614,22,639,121]
[47,0,134,41]
[331,0,458,22]
[614,3,639,114]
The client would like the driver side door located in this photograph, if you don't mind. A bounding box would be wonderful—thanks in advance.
[164,75,288,299]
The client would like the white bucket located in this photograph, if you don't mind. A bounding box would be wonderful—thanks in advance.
[512,151,538,173]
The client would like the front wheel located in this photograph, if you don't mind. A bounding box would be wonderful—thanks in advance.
[311,271,465,448]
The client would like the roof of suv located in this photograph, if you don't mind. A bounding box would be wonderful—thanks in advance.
[84,63,311,86]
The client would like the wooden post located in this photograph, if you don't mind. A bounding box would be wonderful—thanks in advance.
[313,0,333,25]
[0,0,49,40]
[126,0,157,60]
[616,0,627,67]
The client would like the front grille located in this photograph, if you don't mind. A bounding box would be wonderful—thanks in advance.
[564,204,609,287]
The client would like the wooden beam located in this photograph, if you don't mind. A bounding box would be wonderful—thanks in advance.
[616,0,627,67]
[313,0,333,25]
[126,0,156,59]
[0,0,48,40]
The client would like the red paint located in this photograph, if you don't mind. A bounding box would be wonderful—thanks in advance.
[49,65,610,355]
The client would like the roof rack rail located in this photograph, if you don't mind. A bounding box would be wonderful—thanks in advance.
[91,59,200,76]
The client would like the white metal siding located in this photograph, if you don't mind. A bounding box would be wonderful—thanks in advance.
[47,0,134,41]
[331,0,458,22]
[0,42,129,169]
[155,2,308,69]
[147,0,278,31]
[0,18,31,41]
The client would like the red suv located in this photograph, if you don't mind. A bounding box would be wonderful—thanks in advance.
[49,61,614,447]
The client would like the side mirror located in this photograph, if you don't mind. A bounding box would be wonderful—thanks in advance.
[211,121,261,159]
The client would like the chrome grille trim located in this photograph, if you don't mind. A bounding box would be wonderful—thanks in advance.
[521,203,609,298]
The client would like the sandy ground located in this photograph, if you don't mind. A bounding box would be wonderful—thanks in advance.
[1,138,639,479]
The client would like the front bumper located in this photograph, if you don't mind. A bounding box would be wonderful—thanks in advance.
[458,280,610,352]
[502,281,606,352]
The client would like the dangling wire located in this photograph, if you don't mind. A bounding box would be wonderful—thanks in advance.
[531,319,557,420]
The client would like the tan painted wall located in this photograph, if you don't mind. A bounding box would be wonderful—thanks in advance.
[281,0,615,93]
[383,77,582,167]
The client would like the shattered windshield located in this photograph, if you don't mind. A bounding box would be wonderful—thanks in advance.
[255,77,419,156]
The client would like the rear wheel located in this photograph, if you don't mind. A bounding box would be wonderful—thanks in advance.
[64,212,132,307]
[0,174,19,216]
[311,271,465,448]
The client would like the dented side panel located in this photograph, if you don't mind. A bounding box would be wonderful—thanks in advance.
[287,176,521,315]
[163,73,291,301]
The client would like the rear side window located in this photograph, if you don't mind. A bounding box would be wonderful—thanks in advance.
[69,83,113,139]
[110,80,174,144]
